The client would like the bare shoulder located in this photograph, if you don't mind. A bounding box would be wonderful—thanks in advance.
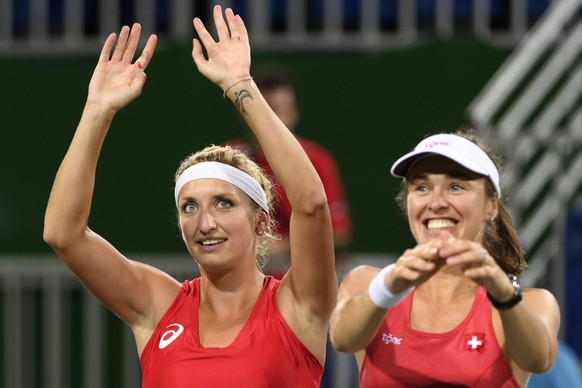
[522,287,560,315]
[136,260,182,284]
[132,261,182,325]
[343,265,382,283]
[522,287,556,299]
[140,260,181,295]
[130,262,182,356]
[338,265,382,298]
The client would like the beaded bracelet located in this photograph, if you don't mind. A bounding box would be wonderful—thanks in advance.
[223,77,253,99]
[368,264,413,309]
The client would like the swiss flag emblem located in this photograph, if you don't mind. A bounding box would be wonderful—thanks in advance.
[464,332,485,352]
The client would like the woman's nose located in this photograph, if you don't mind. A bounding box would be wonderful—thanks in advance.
[198,209,217,233]
[428,189,448,211]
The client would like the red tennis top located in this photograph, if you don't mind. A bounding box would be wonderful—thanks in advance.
[141,276,323,387]
[360,287,520,387]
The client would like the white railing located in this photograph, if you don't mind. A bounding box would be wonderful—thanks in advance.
[1,254,196,388]
[0,0,550,56]
[467,0,582,300]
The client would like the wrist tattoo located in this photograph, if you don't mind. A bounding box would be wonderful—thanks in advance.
[235,89,253,115]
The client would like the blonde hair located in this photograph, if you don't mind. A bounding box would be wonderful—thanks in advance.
[175,145,278,268]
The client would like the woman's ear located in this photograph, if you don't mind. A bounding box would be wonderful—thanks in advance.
[487,197,499,222]
[255,212,269,235]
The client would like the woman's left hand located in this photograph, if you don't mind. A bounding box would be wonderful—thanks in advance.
[436,231,514,299]
[191,5,251,92]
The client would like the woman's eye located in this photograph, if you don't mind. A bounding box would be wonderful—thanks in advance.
[450,183,464,191]
[183,203,197,213]
[413,184,429,193]
[217,199,233,209]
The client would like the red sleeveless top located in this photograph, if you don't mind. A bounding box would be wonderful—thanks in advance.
[141,276,323,387]
[360,287,520,387]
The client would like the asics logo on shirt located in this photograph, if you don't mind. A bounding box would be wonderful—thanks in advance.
[159,323,184,349]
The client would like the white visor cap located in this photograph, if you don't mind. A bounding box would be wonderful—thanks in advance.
[390,134,500,197]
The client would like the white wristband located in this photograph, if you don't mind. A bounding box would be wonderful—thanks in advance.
[368,264,413,309]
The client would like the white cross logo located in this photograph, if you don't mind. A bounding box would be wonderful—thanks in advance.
[467,335,483,349]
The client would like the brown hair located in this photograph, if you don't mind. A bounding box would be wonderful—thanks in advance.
[395,129,526,275]
[253,64,298,94]
[175,145,278,268]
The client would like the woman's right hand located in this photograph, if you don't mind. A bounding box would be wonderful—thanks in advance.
[87,24,157,113]
[387,242,443,293]
[191,6,251,93]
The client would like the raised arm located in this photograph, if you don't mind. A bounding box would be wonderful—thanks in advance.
[191,5,336,361]
[43,26,177,336]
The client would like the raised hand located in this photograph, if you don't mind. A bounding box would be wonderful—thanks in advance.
[191,5,251,92]
[87,24,157,112]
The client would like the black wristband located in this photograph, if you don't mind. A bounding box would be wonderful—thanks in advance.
[487,274,523,310]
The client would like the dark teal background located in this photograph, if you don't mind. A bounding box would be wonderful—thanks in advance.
[0,37,508,255]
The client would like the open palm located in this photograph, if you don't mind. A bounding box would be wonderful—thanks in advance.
[87,24,157,112]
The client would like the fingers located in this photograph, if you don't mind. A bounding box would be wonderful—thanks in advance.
[194,6,246,44]
[213,5,230,42]
[233,12,249,41]
[122,23,142,63]
[225,8,248,42]
[479,247,488,264]
[387,245,441,291]
[440,240,485,266]
[97,24,155,71]
[446,243,508,292]
[407,245,439,269]
[111,25,130,62]
[396,245,439,276]
[224,8,240,40]
[135,34,157,70]
[193,17,215,49]
[224,8,236,32]
[98,33,117,63]
[191,38,206,69]
[437,239,501,282]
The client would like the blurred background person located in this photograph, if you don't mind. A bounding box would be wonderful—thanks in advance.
[227,64,352,276]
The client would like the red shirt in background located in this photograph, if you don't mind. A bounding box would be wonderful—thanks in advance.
[227,137,352,241]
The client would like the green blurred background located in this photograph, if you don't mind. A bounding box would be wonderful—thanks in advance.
[0,36,508,256]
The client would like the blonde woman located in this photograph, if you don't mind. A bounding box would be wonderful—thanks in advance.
[44,6,335,387]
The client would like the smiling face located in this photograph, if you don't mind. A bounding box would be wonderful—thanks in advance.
[405,155,498,244]
[177,178,264,270]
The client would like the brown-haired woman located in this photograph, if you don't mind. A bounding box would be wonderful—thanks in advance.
[330,131,559,387]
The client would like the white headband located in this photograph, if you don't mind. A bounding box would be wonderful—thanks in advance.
[390,134,501,197]
[174,161,268,213]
